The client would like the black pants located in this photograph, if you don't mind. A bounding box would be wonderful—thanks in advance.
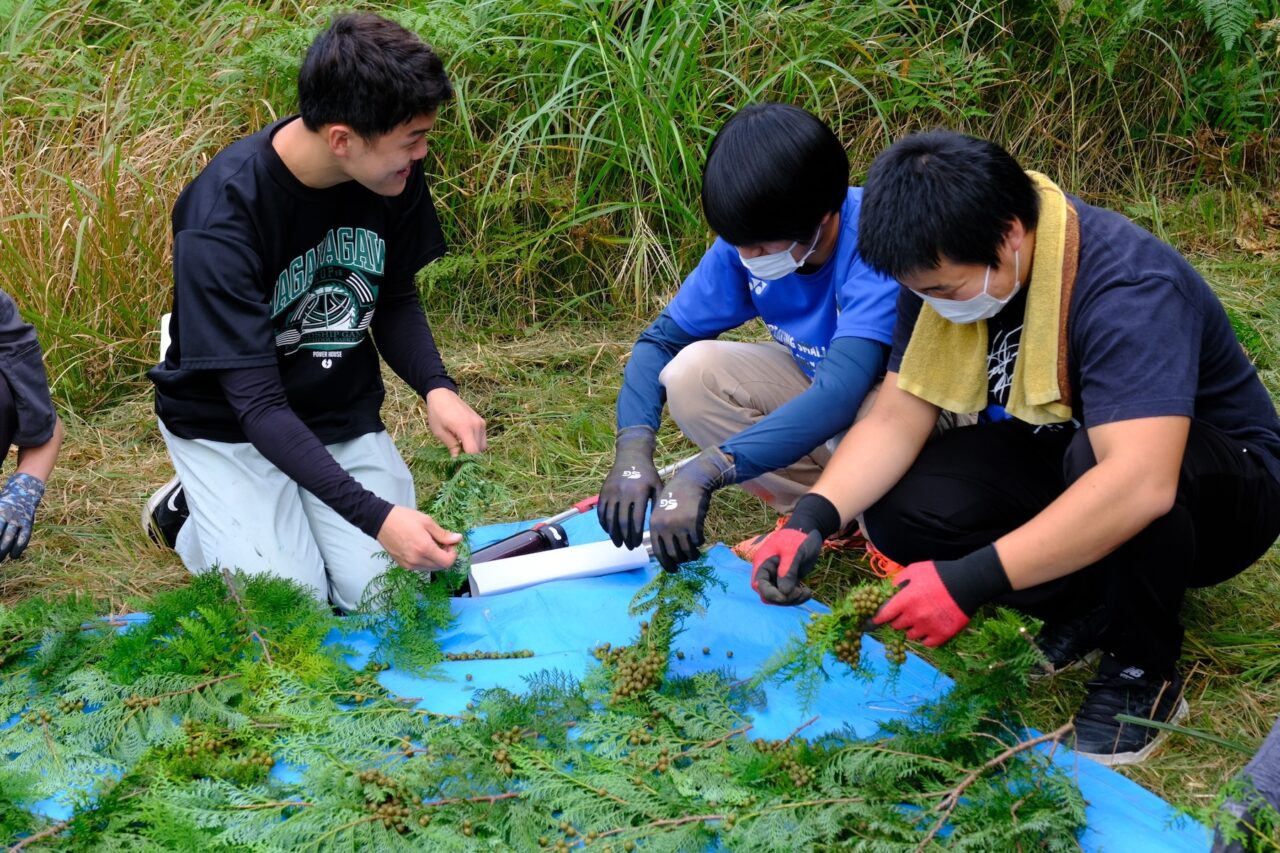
[863,419,1280,675]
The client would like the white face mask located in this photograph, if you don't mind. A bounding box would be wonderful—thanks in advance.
[916,250,1021,324]
[739,225,822,281]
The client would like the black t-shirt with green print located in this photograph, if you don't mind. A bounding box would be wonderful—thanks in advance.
[150,116,447,444]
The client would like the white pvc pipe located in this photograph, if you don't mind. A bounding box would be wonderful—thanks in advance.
[468,539,651,597]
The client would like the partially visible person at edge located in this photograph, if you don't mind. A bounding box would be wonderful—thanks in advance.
[0,289,64,562]
[750,130,1280,767]
[143,13,486,611]
[1214,716,1280,851]
[597,103,901,572]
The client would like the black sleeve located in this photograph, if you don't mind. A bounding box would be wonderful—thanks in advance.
[217,366,395,537]
[0,290,57,447]
[886,286,923,373]
[371,279,457,398]
[615,310,704,430]
[171,228,276,370]
[385,170,448,284]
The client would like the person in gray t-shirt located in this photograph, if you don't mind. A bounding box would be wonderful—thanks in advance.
[0,289,63,560]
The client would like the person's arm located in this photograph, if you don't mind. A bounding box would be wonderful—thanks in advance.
[872,414,1189,646]
[371,281,485,455]
[598,312,700,549]
[615,311,702,431]
[721,336,886,481]
[809,372,940,530]
[218,366,460,571]
[15,415,63,483]
[0,416,63,561]
[749,373,939,602]
[371,280,456,397]
[995,416,1187,588]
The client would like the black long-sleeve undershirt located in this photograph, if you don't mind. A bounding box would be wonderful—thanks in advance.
[218,365,393,538]
[215,285,457,537]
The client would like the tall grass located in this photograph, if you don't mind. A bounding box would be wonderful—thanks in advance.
[2,0,1277,411]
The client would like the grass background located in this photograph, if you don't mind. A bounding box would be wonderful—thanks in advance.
[2,0,1279,834]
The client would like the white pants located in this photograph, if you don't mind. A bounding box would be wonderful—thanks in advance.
[159,425,415,611]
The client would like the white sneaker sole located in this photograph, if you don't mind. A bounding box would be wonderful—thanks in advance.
[1075,696,1190,767]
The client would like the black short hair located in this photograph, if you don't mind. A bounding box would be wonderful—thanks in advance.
[298,13,453,139]
[701,103,849,247]
[857,130,1041,279]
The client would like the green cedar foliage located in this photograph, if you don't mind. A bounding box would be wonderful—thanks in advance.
[349,450,501,673]
[2,459,1088,849]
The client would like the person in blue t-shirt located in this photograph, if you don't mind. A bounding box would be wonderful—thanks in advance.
[597,103,900,572]
[750,130,1280,767]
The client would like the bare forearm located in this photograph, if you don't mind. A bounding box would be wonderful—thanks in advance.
[996,461,1175,589]
[811,381,936,528]
[996,417,1187,589]
[15,416,62,483]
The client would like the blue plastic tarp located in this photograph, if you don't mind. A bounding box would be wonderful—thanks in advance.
[16,511,1211,850]
[407,512,1208,852]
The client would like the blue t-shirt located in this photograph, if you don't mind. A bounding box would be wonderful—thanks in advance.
[668,187,898,378]
[887,195,1280,484]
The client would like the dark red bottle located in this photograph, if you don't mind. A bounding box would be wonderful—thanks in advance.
[469,523,568,564]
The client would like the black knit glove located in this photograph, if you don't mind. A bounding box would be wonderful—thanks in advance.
[598,426,662,550]
[649,447,735,572]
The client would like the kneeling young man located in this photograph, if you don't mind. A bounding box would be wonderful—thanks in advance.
[147,14,486,610]
[752,131,1280,765]
[598,103,900,571]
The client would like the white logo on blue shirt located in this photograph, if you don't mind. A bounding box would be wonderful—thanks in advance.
[749,277,769,296]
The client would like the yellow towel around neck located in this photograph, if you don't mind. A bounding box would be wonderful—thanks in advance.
[896,171,1077,425]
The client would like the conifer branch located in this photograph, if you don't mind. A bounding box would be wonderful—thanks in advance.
[745,794,867,816]
[693,722,752,751]
[6,818,71,852]
[301,813,384,849]
[595,812,727,839]
[517,749,637,808]
[782,715,819,742]
[233,800,313,811]
[146,673,239,702]
[915,721,1074,851]
[420,791,522,808]
[220,567,274,666]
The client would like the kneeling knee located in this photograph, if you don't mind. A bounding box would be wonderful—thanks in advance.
[660,340,721,423]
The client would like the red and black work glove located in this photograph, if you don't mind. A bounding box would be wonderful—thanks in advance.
[598,426,663,550]
[751,493,842,606]
[649,447,735,572]
[872,545,1011,647]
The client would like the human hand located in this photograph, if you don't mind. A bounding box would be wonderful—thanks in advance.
[871,561,968,646]
[0,473,45,561]
[649,447,734,572]
[597,426,662,550]
[751,528,823,605]
[376,505,463,572]
[871,547,1009,646]
[425,388,487,456]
